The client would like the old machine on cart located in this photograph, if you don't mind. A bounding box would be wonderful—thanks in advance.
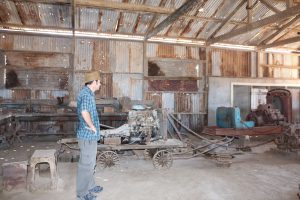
[59,105,234,169]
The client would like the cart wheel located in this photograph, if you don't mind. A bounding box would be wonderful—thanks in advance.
[143,149,156,160]
[97,151,119,169]
[153,150,173,169]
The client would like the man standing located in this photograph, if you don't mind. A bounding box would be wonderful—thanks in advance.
[77,71,103,200]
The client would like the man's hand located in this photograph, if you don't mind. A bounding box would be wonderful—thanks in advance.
[86,126,97,134]
[82,111,97,134]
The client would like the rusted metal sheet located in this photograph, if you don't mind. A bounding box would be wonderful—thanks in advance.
[157,43,175,58]
[100,9,120,32]
[113,73,143,100]
[117,12,139,34]
[174,93,203,113]
[175,93,192,113]
[135,13,153,34]
[148,80,198,92]
[110,41,143,73]
[13,35,72,53]
[75,39,93,71]
[145,92,162,108]
[148,59,201,77]
[76,7,99,30]
[5,52,70,69]
[147,43,203,60]
[0,34,14,50]
[207,125,282,136]
[12,89,31,100]
[14,70,69,90]
[0,1,22,24]
[92,39,109,72]
[98,73,113,99]
[208,49,251,77]
[38,3,71,28]
[14,1,41,25]
[2,161,28,191]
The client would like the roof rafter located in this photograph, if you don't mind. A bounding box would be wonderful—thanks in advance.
[207,4,300,45]
[259,35,300,49]
[145,0,201,40]
[259,14,300,45]
[15,0,247,25]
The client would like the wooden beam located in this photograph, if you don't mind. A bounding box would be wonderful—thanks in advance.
[208,0,246,40]
[259,14,300,45]
[75,0,246,25]
[259,36,300,49]
[247,0,255,23]
[11,0,247,26]
[259,0,281,13]
[11,0,70,4]
[145,0,201,39]
[261,64,300,69]
[286,0,294,7]
[207,4,300,45]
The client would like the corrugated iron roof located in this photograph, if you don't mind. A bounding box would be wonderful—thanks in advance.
[0,0,299,50]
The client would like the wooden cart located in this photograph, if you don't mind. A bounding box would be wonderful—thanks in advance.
[58,138,187,169]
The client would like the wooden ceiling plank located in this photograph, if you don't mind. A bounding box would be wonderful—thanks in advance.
[207,4,300,45]
[145,0,201,39]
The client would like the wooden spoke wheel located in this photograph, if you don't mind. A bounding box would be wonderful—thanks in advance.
[152,150,173,170]
[97,151,119,169]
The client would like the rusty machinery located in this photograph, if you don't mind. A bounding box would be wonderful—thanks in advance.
[246,88,300,151]
[246,89,292,126]
[101,107,160,145]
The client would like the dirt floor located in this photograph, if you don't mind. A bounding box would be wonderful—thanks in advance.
[0,140,299,200]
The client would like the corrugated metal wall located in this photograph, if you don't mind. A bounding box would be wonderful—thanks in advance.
[258,52,300,79]
[73,39,144,100]
[0,34,71,100]
[3,33,299,131]
[208,48,251,77]
[145,42,207,132]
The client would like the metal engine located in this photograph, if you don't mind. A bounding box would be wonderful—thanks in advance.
[275,123,300,151]
[246,104,285,126]
[101,109,160,144]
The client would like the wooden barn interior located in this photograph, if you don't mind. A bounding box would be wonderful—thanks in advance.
[0,0,300,200]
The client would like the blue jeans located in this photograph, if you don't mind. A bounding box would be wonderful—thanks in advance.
[77,139,97,197]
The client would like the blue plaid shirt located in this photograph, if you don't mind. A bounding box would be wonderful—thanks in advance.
[76,86,100,141]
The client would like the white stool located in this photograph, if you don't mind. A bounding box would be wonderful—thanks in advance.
[29,149,58,191]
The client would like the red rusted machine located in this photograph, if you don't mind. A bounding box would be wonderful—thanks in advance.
[246,89,292,126]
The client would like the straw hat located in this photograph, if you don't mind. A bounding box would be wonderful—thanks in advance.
[84,71,100,83]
